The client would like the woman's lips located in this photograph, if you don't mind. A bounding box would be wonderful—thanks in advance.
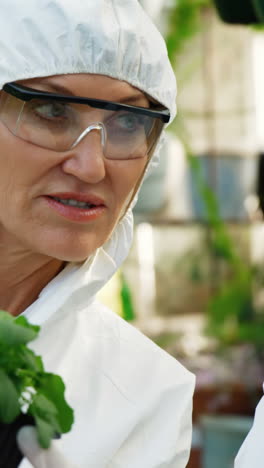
[45,191,106,205]
[43,192,106,222]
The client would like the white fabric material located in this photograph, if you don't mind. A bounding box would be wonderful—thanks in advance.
[0,1,195,466]
[18,298,195,467]
[234,391,264,468]
[17,211,195,467]
[18,299,194,468]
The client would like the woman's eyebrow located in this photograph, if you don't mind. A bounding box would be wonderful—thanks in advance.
[29,80,75,96]
[118,95,150,106]
[29,80,150,106]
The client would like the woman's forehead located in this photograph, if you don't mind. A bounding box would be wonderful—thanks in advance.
[18,74,150,107]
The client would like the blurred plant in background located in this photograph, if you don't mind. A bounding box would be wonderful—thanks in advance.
[166,0,210,63]
[190,154,264,361]
[164,0,264,398]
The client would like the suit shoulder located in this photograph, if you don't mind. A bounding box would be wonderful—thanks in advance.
[91,300,195,389]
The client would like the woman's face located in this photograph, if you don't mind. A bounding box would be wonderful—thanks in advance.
[0,74,150,262]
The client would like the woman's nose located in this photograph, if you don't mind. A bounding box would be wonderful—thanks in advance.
[61,129,106,183]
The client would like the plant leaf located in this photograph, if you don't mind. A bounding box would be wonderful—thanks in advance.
[34,415,56,449]
[0,369,21,423]
[39,374,74,433]
[0,311,39,346]
[15,315,40,334]
[18,347,44,373]
[0,310,74,446]
[29,393,61,448]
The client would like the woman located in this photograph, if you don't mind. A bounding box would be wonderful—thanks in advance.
[0,0,195,466]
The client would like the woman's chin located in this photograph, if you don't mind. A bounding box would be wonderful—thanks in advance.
[32,231,105,263]
[35,241,97,263]
[50,248,95,263]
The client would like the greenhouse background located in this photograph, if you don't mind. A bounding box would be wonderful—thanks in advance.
[98,1,264,466]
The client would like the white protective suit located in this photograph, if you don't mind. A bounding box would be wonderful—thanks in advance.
[0,0,195,467]
[234,387,264,468]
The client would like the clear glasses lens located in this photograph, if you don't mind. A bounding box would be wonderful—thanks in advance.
[0,91,163,159]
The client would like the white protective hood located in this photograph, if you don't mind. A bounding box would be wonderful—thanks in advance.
[0,0,177,117]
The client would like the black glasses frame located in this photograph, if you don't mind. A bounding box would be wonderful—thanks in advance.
[3,82,170,124]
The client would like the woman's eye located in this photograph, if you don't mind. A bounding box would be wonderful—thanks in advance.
[114,113,145,132]
[32,101,68,120]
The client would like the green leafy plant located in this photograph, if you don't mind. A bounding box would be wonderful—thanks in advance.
[164,0,264,400]
[188,155,264,369]
[165,0,264,354]
[165,0,213,141]
[166,0,211,63]
[0,310,74,448]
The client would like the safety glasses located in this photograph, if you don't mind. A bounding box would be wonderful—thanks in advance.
[0,83,170,160]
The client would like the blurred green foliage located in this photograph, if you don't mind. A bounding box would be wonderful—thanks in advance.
[120,272,136,321]
[166,0,211,63]
[165,0,264,362]
[190,154,264,360]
